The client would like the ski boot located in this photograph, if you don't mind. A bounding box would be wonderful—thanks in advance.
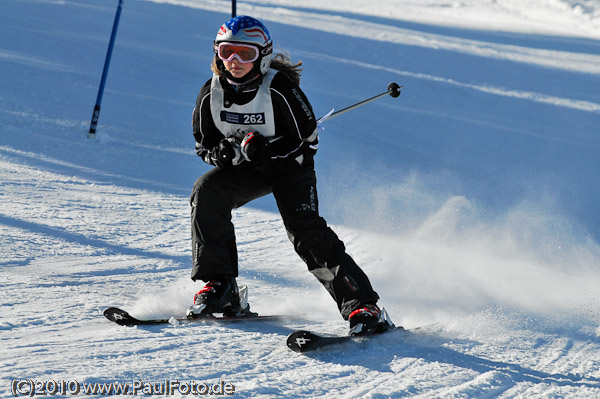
[186,277,255,319]
[348,304,394,336]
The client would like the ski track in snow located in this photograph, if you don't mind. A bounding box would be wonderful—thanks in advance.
[297,51,600,114]
[2,0,600,398]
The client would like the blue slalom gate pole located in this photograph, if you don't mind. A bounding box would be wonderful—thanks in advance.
[88,0,124,138]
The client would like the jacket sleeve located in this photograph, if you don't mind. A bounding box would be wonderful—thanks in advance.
[269,73,319,165]
[192,79,224,165]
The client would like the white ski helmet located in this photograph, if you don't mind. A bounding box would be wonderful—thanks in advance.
[214,15,273,75]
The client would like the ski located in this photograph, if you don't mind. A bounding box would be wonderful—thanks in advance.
[103,307,296,327]
[287,306,399,352]
[286,326,403,353]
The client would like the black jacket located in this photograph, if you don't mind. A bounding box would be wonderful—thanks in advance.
[192,70,318,169]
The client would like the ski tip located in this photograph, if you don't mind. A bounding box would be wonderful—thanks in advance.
[103,307,137,326]
[286,330,317,353]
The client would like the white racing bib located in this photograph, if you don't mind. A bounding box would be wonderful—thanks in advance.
[210,69,277,140]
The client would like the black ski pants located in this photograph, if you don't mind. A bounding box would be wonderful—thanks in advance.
[190,162,379,319]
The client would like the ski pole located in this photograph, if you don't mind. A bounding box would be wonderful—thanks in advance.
[88,0,124,138]
[317,82,402,125]
[268,82,402,144]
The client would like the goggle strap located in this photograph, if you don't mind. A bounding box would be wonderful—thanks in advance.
[261,42,273,56]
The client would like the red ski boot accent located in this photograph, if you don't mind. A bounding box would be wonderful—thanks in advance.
[193,281,220,304]
[348,304,387,336]
[349,304,381,320]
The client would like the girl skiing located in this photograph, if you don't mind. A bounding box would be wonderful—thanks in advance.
[188,15,390,335]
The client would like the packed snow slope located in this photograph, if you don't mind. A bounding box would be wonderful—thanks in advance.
[2,0,600,397]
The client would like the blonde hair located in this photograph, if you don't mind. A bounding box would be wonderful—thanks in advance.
[212,52,303,85]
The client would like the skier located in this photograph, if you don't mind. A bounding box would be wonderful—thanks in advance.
[187,15,390,335]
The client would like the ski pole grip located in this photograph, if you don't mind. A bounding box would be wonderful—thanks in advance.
[388,82,402,98]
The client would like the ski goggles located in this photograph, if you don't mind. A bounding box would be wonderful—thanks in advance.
[215,42,260,63]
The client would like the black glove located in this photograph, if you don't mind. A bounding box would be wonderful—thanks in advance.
[211,138,243,168]
[241,132,269,165]
[195,142,209,160]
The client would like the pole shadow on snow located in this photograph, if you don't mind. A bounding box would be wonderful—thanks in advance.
[0,214,188,267]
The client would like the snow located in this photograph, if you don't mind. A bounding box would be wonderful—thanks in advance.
[2,0,600,397]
